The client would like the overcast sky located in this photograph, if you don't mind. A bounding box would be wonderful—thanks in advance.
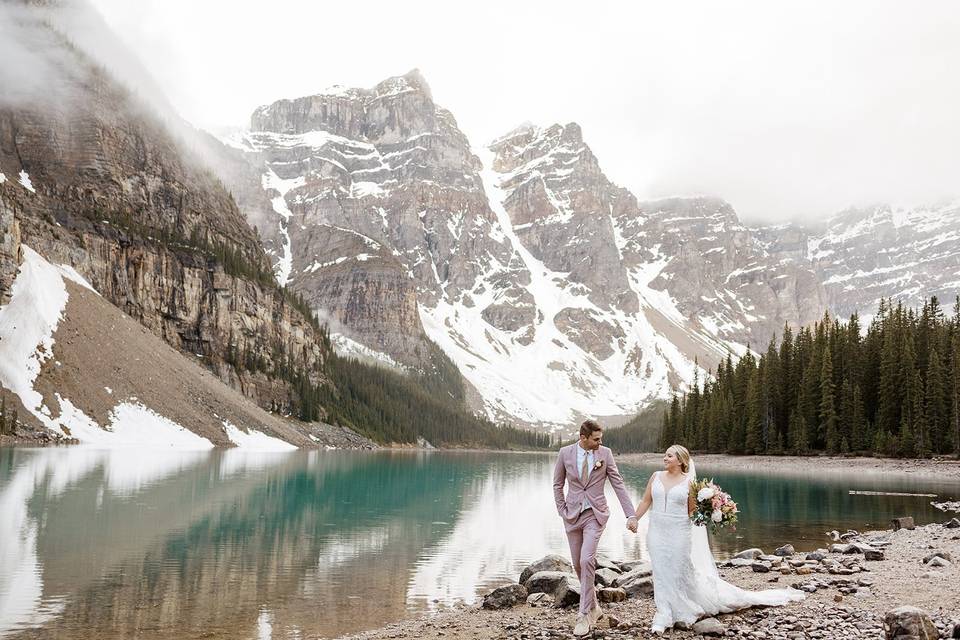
[86,0,960,223]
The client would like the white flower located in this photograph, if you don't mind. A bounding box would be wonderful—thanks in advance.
[697,487,715,502]
[711,510,724,523]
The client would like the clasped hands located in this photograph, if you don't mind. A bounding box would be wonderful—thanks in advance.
[625,516,638,533]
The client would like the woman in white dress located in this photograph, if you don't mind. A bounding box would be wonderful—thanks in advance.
[634,444,804,634]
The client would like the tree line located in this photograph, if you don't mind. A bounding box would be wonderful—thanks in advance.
[316,352,554,449]
[659,296,960,458]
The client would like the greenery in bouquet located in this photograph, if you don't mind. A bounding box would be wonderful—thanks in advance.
[689,478,739,534]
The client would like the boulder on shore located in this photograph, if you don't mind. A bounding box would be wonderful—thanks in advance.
[883,605,938,639]
[482,584,527,610]
[524,571,575,595]
[891,516,915,531]
[693,617,725,636]
[553,576,581,608]
[598,586,627,603]
[519,555,574,585]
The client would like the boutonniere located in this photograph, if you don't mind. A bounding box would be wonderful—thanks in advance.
[594,459,604,470]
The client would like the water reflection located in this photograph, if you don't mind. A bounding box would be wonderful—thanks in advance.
[0,449,957,639]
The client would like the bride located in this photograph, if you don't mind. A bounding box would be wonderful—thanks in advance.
[634,444,804,634]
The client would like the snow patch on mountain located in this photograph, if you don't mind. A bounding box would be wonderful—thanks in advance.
[0,247,214,449]
[416,149,718,427]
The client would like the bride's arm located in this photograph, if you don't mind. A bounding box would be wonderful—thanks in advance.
[688,483,696,516]
[633,473,655,520]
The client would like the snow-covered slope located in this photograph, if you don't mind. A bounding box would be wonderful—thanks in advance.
[0,247,336,449]
[220,72,957,431]
[222,77,767,429]
[419,147,729,425]
[806,201,960,320]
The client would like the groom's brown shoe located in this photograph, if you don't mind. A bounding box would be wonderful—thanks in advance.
[573,613,591,636]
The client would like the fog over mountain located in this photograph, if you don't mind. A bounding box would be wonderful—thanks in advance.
[85,0,960,223]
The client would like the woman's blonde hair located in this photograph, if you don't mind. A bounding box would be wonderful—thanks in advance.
[666,444,691,474]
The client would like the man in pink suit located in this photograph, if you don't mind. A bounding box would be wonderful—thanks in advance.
[553,419,638,636]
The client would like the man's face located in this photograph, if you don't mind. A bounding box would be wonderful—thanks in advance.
[580,429,602,450]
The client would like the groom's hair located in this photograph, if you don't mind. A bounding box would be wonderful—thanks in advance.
[579,419,602,437]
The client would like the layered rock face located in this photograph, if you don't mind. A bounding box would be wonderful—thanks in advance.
[225,70,529,367]
[227,82,790,427]
[0,194,21,305]
[0,9,327,411]
[223,71,955,429]
[806,202,960,319]
[635,197,828,348]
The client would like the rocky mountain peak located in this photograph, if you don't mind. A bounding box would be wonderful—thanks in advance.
[372,68,433,101]
[250,69,442,143]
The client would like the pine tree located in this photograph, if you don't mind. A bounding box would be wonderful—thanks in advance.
[840,379,854,450]
[851,384,866,452]
[659,408,672,450]
[876,313,901,438]
[911,368,929,457]
[744,368,763,454]
[820,347,839,453]
[952,330,960,457]
[789,408,807,454]
[925,345,946,453]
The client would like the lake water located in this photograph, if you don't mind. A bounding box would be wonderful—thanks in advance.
[1,447,957,639]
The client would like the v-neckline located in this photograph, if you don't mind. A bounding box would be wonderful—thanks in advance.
[657,471,687,495]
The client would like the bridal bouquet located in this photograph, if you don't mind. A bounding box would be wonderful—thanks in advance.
[689,478,739,533]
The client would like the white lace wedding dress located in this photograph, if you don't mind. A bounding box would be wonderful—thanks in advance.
[646,469,804,632]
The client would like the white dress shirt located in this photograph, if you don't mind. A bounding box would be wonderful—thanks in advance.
[576,443,594,513]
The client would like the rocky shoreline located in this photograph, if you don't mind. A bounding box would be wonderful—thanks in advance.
[339,518,960,639]
[616,452,960,480]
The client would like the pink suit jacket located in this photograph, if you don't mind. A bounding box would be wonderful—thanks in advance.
[552,444,636,528]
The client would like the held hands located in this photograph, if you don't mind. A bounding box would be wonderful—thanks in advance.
[625,516,638,533]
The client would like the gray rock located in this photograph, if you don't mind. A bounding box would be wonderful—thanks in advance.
[595,553,622,573]
[519,555,575,585]
[775,544,796,556]
[553,576,581,608]
[830,543,856,554]
[925,556,951,568]
[613,562,652,585]
[692,617,725,636]
[526,592,554,607]
[883,605,938,639]
[891,517,915,531]
[524,571,576,595]
[806,550,828,561]
[945,518,960,529]
[863,548,885,561]
[922,551,952,564]
[595,567,621,587]
[725,558,757,567]
[482,584,527,609]
[733,548,765,560]
[752,561,772,573]
[617,559,648,572]
[614,564,654,597]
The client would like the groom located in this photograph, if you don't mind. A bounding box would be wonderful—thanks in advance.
[553,419,637,636]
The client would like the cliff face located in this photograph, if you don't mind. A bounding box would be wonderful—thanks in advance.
[0,194,21,305]
[224,70,528,368]
[0,9,328,412]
